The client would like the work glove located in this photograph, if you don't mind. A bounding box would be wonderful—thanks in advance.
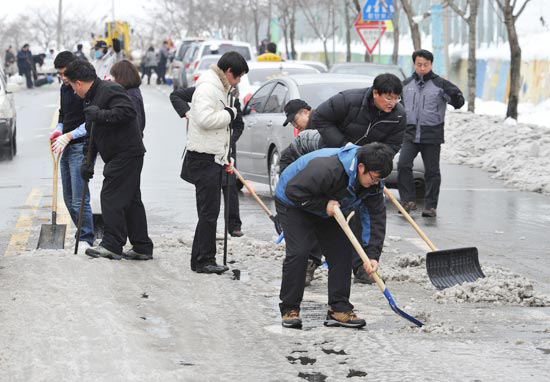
[51,133,72,154]
[49,129,62,143]
[80,161,94,181]
[225,158,235,174]
[224,106,237,122]
[83,105,101,122]
[270,214,283,235]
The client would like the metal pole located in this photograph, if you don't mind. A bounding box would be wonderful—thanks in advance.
[56,0,62,50]
[112,0,116,20]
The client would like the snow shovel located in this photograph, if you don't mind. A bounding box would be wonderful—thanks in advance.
[233,168,281,235]
[333,205,424,327]
[37,144,67,249]
[383,187,484,290]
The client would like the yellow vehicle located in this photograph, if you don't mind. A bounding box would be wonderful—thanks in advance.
[93,21,131,57]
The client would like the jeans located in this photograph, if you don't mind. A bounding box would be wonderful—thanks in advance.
[59,142,94,245]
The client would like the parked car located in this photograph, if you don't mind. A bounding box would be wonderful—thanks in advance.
[329,62,406,80]
[239,62,319,105]
[0,67,17,160]
[184,39,254,89]
[237,74,424,195]
[172,37,206,89]
[286,60,328,73]
[190,55,222,86]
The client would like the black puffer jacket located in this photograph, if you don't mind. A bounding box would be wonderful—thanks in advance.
[83,78,145,162]
[311,87,406,155]
[279,129,324,172]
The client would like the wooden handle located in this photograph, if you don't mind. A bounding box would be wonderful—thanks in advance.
[233,168,273,217]
[382,187,437,252]
[333,205,386,294]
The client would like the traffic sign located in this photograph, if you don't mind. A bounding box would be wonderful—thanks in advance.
[363,0,395,21]
[354,17,387,55]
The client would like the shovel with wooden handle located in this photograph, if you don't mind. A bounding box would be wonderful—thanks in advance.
[333,205,424,327]
[37,144,67,249]
[383,187,485,290]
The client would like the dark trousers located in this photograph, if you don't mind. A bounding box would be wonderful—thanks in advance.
[156,63,166,84]
[398,141,441,209]
[100,155,153,255]
[276,200,354,314]
[22,68,33,88]
[181,152,223,269]
[221,172,242,232]
[141,67,155,85]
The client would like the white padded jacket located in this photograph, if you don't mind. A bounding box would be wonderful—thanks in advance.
[186,65,235,165]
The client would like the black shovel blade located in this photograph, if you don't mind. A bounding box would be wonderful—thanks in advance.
[93,213,104,240]
[37,224,67,249]
[426,247,485,290]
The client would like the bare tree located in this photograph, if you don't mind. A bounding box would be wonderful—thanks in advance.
[445,0,479,113]
[400,0,423,50]
[391,0,400,65]
[342,0,355,62]
[351,0,372,62]
[298,0,337,68]
[494,0,532,120]
[32,8,58,51]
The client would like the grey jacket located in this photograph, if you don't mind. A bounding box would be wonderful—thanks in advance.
[402,71,464,144]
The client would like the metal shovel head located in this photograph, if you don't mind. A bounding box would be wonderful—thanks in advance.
[93,213,104,240]
[37,223,67,249]
[426,247,485,290]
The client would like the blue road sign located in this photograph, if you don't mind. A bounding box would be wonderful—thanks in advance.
[363,0,395,21]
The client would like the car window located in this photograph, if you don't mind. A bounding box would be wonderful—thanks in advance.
[203,44,251,60]
[183,45,199,63]
[247,67,317,86]
[177,44,190,60]
[245,83,275,114]
[298,82,371,109]
[198,57,219,70]
[263,83,288,113]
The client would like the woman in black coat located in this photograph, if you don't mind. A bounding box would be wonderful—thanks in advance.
[110,60,146,136]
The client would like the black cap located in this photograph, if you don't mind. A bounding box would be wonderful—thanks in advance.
[283,99,311,126]
[94,40,107,49]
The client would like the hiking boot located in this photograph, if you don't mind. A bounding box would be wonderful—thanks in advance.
[422,208,437,217]
[122,249,153,261]
[400,201,417,214]
[353,265,373,284]
[304,260,319,287]
[281,309,302,329]
[196,264,229,274]
[230,229,244,237]
[324,307,366,328]
[85,245,122,260]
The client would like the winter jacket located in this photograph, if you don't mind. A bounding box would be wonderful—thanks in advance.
[170,86,244,150]
[275,145,386,260]
[127,87,146,134]
[311,87,406,155]
[402,71,464,144]
[279,129,324,172]
[143,51,157,68]
[93,51,116,80]
[17,50,32,72]
[83,78,145,163]
[185,65,235,165]
[58,84,86,145]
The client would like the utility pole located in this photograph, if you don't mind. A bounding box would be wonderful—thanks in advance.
[57,0,62,50]
[112,0,116,20]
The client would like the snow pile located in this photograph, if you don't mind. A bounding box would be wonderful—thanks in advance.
[378,251,430,285]
[444,111,550,194]
[433,266,550,306]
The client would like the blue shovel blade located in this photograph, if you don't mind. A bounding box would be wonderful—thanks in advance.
[383,289,424,327]
[276,231,285,244]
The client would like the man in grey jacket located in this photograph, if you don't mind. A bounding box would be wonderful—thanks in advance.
[398,49,464,217]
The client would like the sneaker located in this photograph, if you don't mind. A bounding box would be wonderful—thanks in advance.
[196,264,229,274]
[122,249,153,261]
[85,245,122,260]
[353,266,373,284]
[324,307,366,328]
[77,241,92,255]
[229,229,244,237]
[421,208,437,217]
[400,201,417,214]
[281,309,302,328]
[304,260,319,287]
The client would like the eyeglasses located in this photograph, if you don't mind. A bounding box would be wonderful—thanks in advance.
[368,172,380,184]
[382,95,401,104]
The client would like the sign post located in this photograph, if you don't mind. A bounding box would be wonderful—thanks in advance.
[357,0,395,63]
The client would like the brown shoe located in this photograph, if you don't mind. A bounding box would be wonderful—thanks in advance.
[304,259,319,287]
[422,208,437,217]
[282,309,302,328]
[400,201,417,214]
[324,307,366,328]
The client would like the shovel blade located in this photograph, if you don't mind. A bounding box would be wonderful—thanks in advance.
[426,247,485,290]
[37,224,67,249]
[93,213,104,240]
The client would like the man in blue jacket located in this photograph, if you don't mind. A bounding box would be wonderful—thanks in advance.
[274,143,394,329]
[398,49,465,217]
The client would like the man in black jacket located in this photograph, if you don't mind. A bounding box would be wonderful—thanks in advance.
[170,86,245,237]
[64,59,153,260]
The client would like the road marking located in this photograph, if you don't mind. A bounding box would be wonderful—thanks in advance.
[4,188,42,256]
[403,237,432,252]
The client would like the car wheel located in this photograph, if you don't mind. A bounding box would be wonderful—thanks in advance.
[268,147,280,197]
[2,126,16,161]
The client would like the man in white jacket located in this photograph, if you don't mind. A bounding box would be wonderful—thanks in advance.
[180,52,249,274]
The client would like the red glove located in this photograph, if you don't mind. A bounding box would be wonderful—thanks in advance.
[50,130,62,143]
[225,158,235,174]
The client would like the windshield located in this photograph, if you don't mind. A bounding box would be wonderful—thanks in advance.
[198,57,220,70]
[203,44,251,60]
[298,82,371,109]
[331,65,404,80]
[247,68,317,86]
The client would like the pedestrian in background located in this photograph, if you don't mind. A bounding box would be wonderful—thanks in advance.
[17,43,33,88]
[64,59,153,261]
[110,59,146,136]
[398,49,465,218]
[180,52,249,274]
[74,44,88,61]
[257,42,282,62]
[4,46,16,77]
[92,40,116,80]
[156,41,169,85]
[141,47,157,85]
[50,51,95,252]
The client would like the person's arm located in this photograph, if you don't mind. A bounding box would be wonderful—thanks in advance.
[84,85,136,125]
[359,191,386,261]
[311,92,349,147]
[441,78,465,110]
[169,87,196,118]
[192,83,236,130]
[231,98,244,145]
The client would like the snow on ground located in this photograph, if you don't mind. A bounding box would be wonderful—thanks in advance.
[443,110,550,194]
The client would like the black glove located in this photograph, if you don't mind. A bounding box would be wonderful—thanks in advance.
[224,106,237,121]
[270,214,283,235]
[84,105,100,122]
[80,161,94,181]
